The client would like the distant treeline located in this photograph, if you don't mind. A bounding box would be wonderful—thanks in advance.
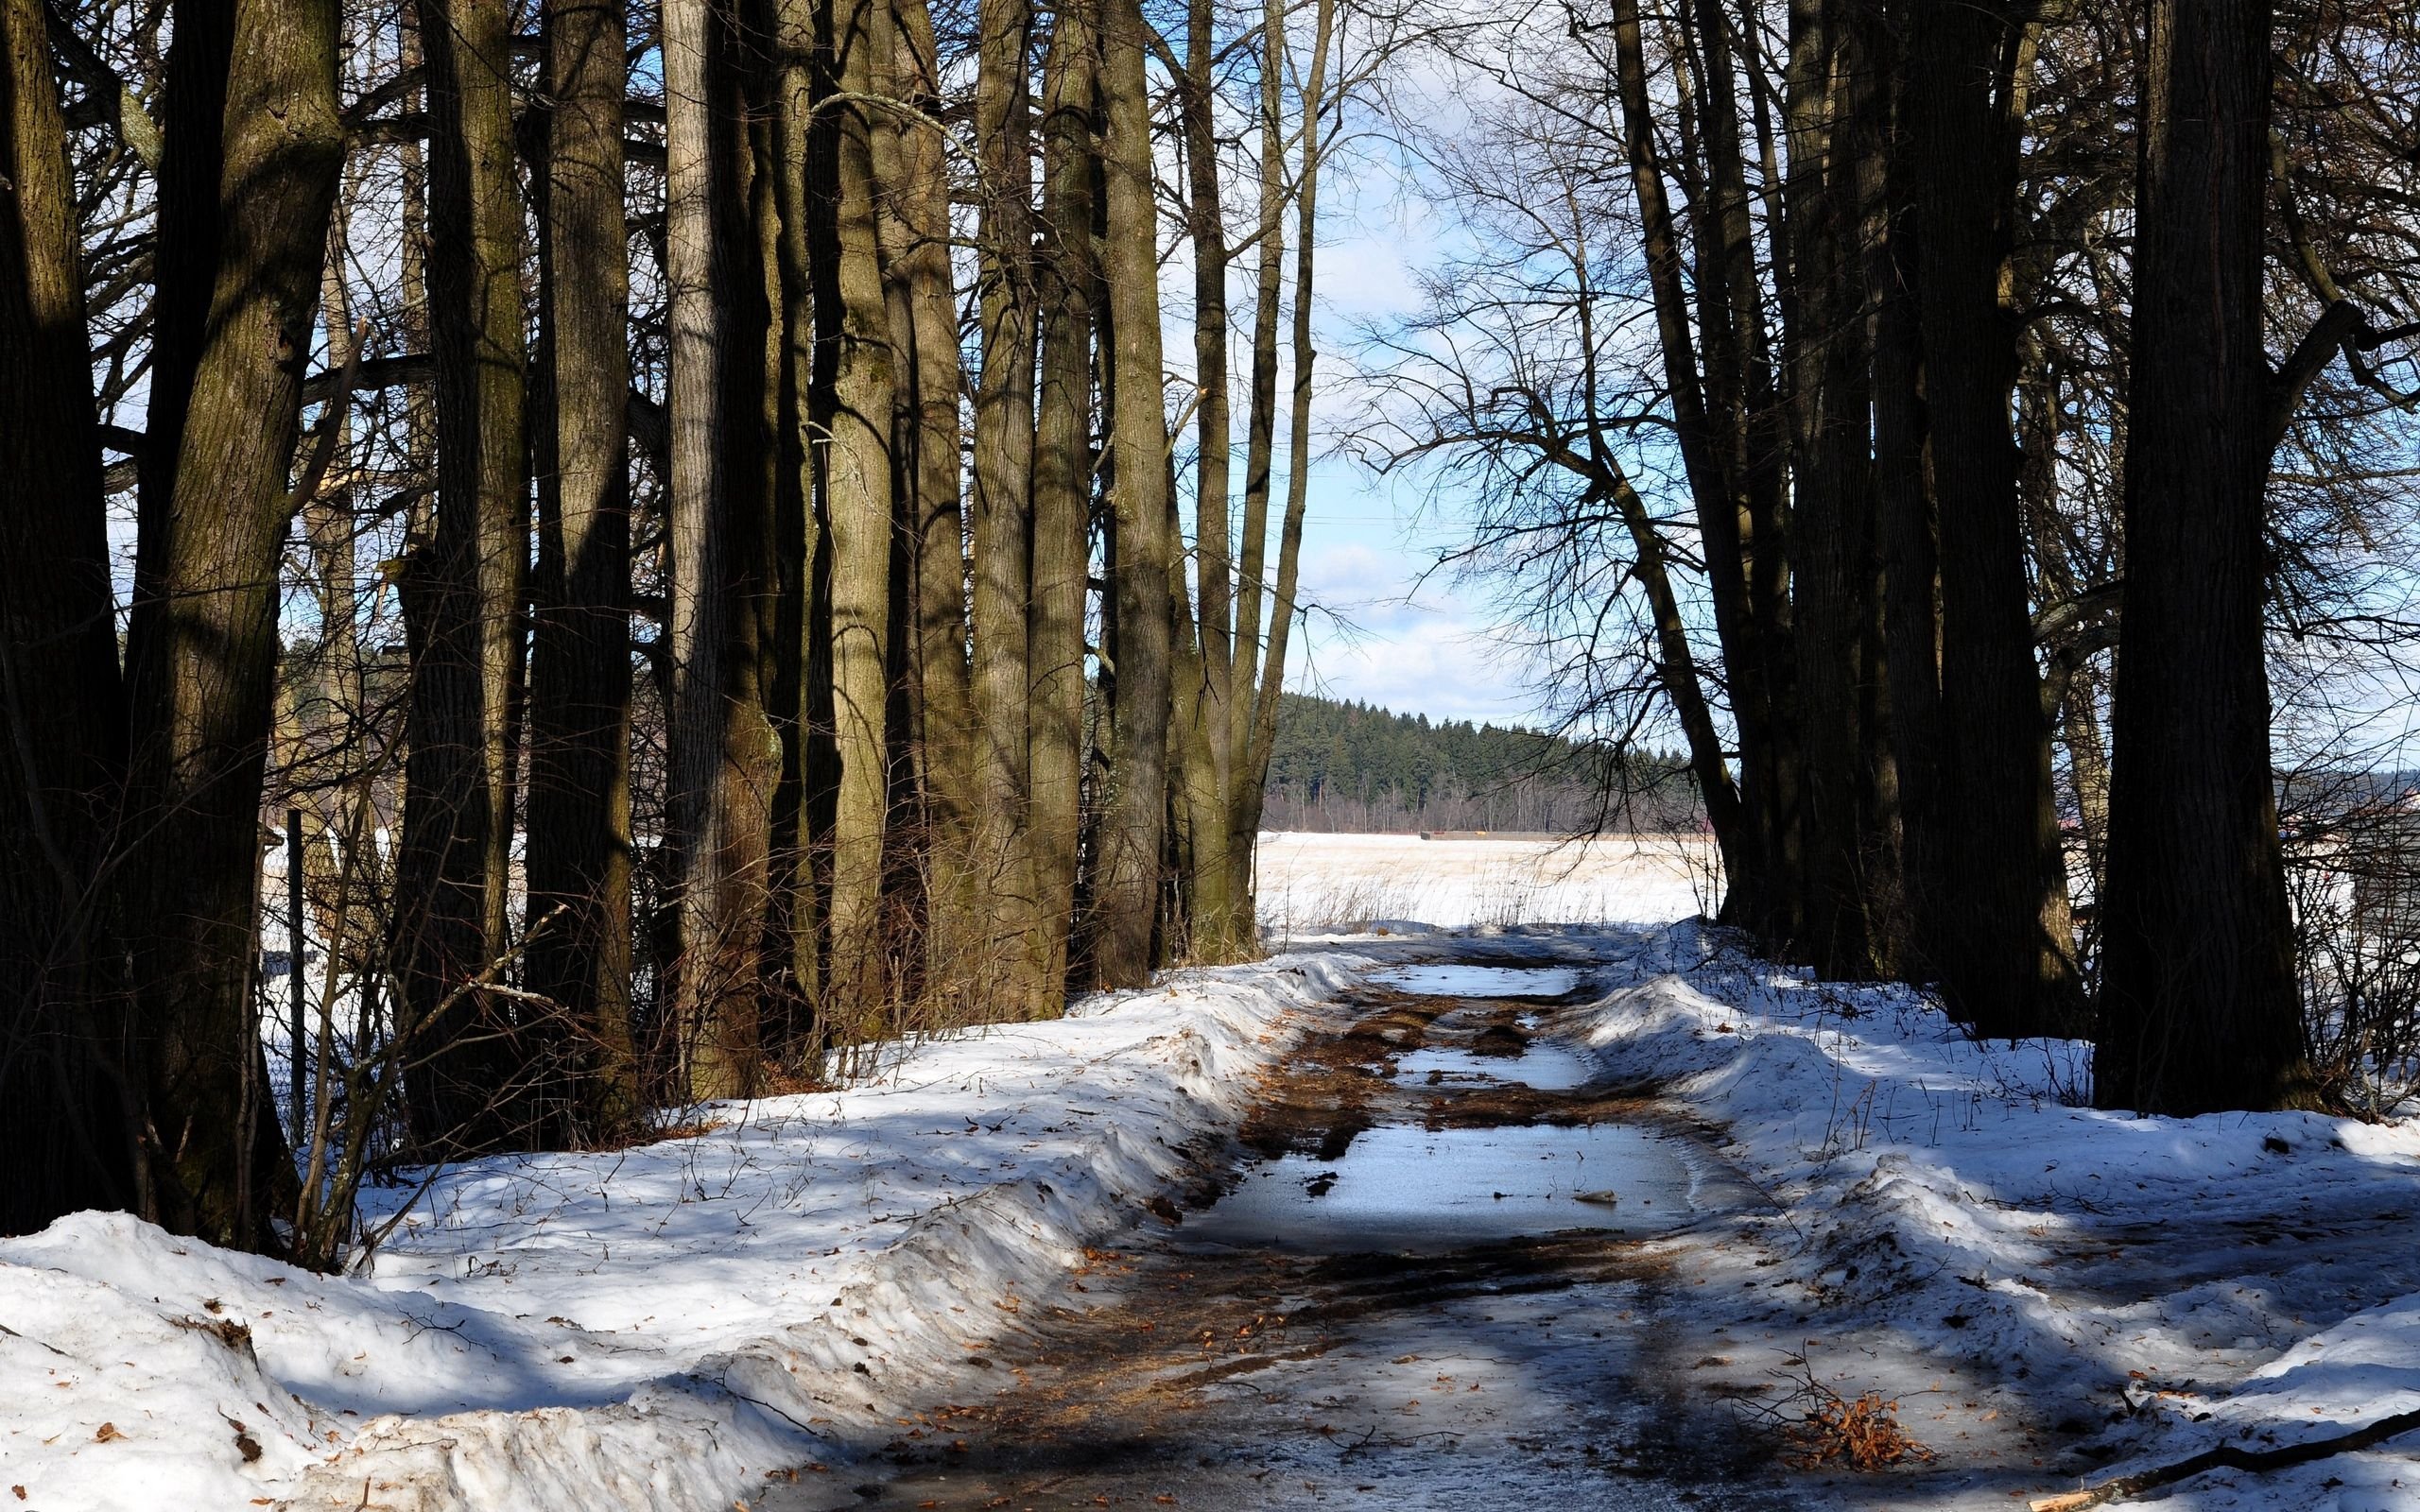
[1263,694,1703,833]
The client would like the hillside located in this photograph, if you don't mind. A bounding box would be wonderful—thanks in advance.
[1263,693,1702,833]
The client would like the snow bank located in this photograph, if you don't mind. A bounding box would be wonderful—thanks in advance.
[1564,923,2420,1508]
[0,952,1363,1511]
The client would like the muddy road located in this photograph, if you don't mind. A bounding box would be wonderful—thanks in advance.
[763,944,1792,1512]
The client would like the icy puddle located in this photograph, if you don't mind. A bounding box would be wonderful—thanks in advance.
[1186,1123,1706,1253]
[1392,1039,1598,1091]
[1370,963,1582,997]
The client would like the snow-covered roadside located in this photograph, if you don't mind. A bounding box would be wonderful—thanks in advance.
[0,952,1364,1512]
[1564,923,2420,1510]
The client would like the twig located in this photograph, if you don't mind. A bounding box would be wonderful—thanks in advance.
[2029,1406,2420,1511]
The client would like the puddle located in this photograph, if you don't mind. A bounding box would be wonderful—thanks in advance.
[1370,965,1582,998]
[1392,1041,1599,1091]
[1185,1123,1706,1254]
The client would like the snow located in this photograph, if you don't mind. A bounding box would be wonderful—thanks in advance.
[1254,831,1716,935]
[1554,922,2420,1508]
[20,833,2420,1510]
[1370,963,1582,996]
[0,951,1364,1511]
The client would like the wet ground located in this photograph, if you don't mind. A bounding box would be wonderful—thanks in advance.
[761,944,1790,1512]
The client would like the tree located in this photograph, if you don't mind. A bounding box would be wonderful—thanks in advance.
[526,0,641,1142]
[2097,0,2312,1114]
[0,0,138,1231]
[1088,0,1176,988]
[1905,0,2081,1035]
[122,0,344,1243]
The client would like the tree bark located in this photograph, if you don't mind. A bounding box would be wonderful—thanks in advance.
[526,0,639,1142]
[1028,0,1096,1002]
[816,0,903,1031]
[1226,0,1286,915]
[1909,0,2079,1035]
[970,0,1050,1011]
[664,0,774,1094]
[2098,0,2311,1114]
[396,0,531,1149]
[0,0,140,1231]
[124,0,343,1244]
[1779,0,1893,979]
[887,0,981,1006]
[1175,0,1241,959]
[1089,0,1177,988]
[1867,7,1942,993]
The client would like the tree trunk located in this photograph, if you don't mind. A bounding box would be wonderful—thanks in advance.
[816,0,902,1033]
[1225,0,1286,915]
[526,0,639,1143]
[766,0,825,1054]
[397,0,531,1149]
[887,0,981,1006]
[1867,9,1943,992]
[665,0,773,1094]
[0,0,140,1231]
[2098,0,2310,1114]
[1028,0,1096,1001]
[1610,0,1753,907]
[1685,0,1800,944]
[1909,0,2079,1035]
[970,0,1050,1011]
[124,0,343,1244]
[1175,0,1241,959]
[1231,0,1333,885]
[1779,0,1893,979]
[1089,0,1176,988]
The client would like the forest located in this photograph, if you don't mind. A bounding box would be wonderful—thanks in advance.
[1353,0,2420,1121]
[1259,692,1700,833]
[1,0,1355,1257]
[10,0,2420,1505]
[0,0,2415,1311]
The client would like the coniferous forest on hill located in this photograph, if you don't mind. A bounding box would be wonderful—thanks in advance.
[1262,693,1702,833]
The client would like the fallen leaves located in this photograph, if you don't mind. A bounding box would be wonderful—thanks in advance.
[1784,1389,1933,1471]
[93,1422,121,1443]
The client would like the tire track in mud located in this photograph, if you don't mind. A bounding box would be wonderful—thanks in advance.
[758,971,1787,1512]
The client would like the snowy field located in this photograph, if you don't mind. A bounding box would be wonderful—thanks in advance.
[1254,830,1719,936]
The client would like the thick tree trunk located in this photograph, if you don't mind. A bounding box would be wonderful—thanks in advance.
[526,0,639,1142]
[766,0,825,1052]
[0,0,140,1231]
[2098,0,2311,1114]
[1028,0,1096,1000]
[1867,17,1943,992]
[816,0,902,1032]
[970,0,1050,1012]
[665,0,774,1093]
[397,0,531,1148]
[886,0,981,1005]
[1909,0,2079,1035]
[1089,0,1176,988]
[124,0,342,1244]
[1779,0,1894,979]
